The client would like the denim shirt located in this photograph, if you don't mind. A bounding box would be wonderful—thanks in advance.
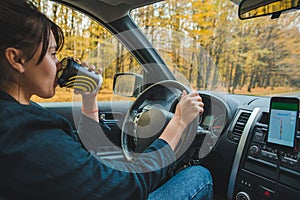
[0,91,176,200]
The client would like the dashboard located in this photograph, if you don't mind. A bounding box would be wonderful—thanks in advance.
[184,92,300,200]
[228,103,300,200]
[194,93,300,200]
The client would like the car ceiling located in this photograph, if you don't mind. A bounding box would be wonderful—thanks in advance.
[54,0,164,22]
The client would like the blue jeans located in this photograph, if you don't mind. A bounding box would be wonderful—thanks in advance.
[148,165,213,200]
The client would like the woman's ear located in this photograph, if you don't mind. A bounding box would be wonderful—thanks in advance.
[4,48,26,73]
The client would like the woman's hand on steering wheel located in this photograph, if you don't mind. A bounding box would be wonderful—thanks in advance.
[174,90,204,127]
[159,90,204,151]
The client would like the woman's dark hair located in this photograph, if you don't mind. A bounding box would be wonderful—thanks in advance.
[0,0,64,64]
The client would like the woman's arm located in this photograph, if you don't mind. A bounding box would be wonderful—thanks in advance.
[159,90,204,150]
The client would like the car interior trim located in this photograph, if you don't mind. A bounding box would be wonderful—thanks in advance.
[227,107,261,200]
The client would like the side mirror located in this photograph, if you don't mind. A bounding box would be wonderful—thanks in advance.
[113,73,143,98]
[239,0,300,19]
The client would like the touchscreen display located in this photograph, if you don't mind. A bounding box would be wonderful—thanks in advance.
[267,99,298,148]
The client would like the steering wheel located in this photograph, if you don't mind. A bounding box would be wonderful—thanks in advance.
[121,80,199,161]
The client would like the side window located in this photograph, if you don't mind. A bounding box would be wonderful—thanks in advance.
[32,0,142,103]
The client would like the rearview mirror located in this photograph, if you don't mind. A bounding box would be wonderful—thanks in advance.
[239,0,300,19]
[113,73,143,98]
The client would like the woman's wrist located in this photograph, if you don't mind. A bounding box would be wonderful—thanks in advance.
[81,93,99,122]
[82,108,99,122]
[81,92,97,107]
[82,108,98,114]
[172,115,188,129]
[159,116,186,151]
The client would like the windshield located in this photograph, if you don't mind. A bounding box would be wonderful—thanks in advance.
[131,0,300,97]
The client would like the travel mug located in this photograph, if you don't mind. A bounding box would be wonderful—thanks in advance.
[57,57,102,92]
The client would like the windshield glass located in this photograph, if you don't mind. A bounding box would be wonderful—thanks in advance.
[131,0,300,96]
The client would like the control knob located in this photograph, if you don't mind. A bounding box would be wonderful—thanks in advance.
[249,145,260,156]
[236,191,251,200]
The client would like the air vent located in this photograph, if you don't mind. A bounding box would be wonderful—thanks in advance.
[229,111,251,142]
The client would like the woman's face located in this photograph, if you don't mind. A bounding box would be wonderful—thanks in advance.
[22,32,60,99]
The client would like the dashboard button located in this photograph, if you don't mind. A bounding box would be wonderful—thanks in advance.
[257,185,275,199]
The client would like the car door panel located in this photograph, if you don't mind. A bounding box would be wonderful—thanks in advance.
[39,100,132,148]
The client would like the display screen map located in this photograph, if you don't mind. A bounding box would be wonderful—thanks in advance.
[267,101,298,148]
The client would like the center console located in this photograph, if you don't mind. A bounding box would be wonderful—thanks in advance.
[228,107,300,200]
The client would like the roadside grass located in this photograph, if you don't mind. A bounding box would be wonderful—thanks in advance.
[231,86,300,96]
[32,87,114,103]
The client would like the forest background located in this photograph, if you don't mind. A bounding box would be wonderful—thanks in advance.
[31,0,300,102]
